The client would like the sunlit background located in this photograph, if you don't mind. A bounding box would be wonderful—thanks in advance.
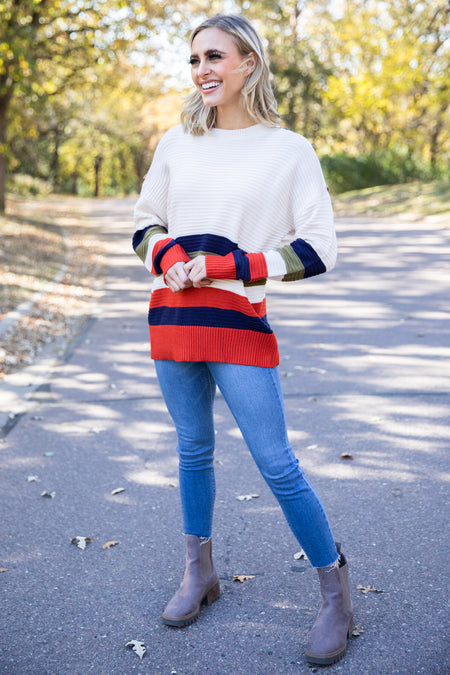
[1,0,448,210]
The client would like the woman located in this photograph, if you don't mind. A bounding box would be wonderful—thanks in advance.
[133,13,353,666]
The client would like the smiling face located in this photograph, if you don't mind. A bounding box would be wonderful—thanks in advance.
[190,27,256,127]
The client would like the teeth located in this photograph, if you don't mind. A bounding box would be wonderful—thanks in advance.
[202,81,220,90]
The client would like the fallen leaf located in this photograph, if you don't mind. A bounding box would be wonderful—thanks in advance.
[294,549,308,561]
[0,568,7,573]
[102,541,119,549]
[340,452,354,460]
[356,584,384,595]
[71,536,92,550]
[236,494,259,501]
[233,574,256,583]
[26,475,39,482]
[111,487,125,495]
[41,491,56,498]
[352,623,364,637]
[43,452,54,457]
[126,640,146,660]
[306,444,318,451]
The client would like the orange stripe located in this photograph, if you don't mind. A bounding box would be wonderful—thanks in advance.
[149,325,279,367]
[151,238,173,274]
[248,253,268,281]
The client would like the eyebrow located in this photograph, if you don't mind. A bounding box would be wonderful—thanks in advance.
[190,48,227,59]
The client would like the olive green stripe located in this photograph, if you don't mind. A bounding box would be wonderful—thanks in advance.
[135,226,168,264]
[278,245,305,282]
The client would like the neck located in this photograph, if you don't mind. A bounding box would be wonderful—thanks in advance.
[215,104,256,130]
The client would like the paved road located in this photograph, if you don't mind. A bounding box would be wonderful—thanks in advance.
[1,198,449,674]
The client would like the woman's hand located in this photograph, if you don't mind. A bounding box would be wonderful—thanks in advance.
[165,261,193,293]
[184,256,212,288]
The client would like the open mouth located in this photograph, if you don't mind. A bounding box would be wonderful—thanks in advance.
[201,81,221,92]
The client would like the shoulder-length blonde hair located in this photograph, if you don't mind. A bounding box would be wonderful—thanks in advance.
[181,14,280,135]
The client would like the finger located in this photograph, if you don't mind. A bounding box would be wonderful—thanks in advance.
[187,264,204,283]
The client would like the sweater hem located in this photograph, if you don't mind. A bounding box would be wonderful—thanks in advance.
[149,325,279,367]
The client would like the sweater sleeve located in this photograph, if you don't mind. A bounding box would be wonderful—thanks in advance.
[204,140,337,283]
[133,134,190,277]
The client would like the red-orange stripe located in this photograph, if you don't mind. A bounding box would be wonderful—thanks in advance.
[151,238,173,274]
[248,253,268,281]
[149,325,279,367]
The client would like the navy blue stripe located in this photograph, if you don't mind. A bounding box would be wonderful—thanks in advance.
[148,306,273,334]
[177,234,239,256]
[132,226,152,251]
[232,250,251,282]
[290,238,326,278]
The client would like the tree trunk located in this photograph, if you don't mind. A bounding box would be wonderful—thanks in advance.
[430,102,448,171]
[50,128,60,189]
[94,154,103,197]
[0,90,13,213]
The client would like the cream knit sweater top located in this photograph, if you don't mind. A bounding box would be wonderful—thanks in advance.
[133,123,337,367]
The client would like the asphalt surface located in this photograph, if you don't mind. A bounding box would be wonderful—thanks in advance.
[1,198,449,675]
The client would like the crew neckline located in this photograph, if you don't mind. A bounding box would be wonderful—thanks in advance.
[209,123,274,137]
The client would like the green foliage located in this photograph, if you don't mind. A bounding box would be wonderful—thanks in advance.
[6,173,52,196]
[321,148,446,195]
[2,0,449,202]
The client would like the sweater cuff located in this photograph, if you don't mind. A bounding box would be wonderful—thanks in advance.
[159,243,191,276]
[204,253,237,280]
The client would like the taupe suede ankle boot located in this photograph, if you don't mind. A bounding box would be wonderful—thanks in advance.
[305,543,353,665]
[162,535,220,627]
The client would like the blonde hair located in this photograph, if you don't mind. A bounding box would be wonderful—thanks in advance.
[181,14,280,135]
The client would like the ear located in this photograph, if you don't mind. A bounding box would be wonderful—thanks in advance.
[245,52,257,74]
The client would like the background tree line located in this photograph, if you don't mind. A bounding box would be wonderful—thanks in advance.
[1,0,449,211]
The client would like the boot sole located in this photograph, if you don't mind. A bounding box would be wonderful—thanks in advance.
[305,617,353,665]
[162,581,220,628]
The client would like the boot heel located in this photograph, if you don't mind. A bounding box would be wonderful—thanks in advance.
[205,582,220,605]
[347,616,354,638]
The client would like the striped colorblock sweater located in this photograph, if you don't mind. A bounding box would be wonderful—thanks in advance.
[133,123,337,367]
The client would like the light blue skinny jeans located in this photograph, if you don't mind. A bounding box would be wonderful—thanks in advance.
[154,360,338,568]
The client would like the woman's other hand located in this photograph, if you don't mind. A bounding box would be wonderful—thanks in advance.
[165,261,193,293]
[184,256,212,288]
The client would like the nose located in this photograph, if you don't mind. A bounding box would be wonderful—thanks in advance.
[197,58,211,78]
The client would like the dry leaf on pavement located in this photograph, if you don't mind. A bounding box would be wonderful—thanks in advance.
[352,623,364,637]
[102,541,119,549]
[71,536,92,550]
[356,584,384,595]
[41,491,56,498]
[0,568,7,573]
[236,494,259,501]
[233,574,256,583]
[126,640,146,660]
[111,487,125,495]
[340,452,354,460]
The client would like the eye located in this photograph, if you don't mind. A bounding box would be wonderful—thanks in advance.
[189,57,199,66]
[209,52,222,60]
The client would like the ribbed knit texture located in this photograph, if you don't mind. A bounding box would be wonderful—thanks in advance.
[133,124,337,366]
